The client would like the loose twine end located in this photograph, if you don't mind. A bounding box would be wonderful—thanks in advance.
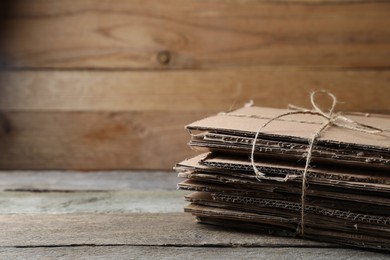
[250,90,383,237]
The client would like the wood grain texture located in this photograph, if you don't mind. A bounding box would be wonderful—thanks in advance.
[1,0,390,69]
[0,111,203,170]
[1,171,388,258]
[0,171,178,191]
[0,69,389,112]
[0,170,183,213]
[0,67,389,170]
[0,212,332,247]
[0,190,186,214]
[1,246,389,260]
[1,171,388,259]
[1,0,389,170]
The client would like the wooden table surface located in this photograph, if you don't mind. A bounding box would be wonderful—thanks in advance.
[1,171,388,259]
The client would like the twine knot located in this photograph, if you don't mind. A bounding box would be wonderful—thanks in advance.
[250,90,382,236]
[287,91,382,135]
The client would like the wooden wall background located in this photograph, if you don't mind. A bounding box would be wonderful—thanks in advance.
[0,0,389,170]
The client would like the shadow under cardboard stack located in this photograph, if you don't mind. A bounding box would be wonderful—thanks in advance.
[174,106,390,251]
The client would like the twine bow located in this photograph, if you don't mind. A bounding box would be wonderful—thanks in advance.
[250,90,382,236]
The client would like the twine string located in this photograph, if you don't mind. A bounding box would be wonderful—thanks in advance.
[250,90,382,236]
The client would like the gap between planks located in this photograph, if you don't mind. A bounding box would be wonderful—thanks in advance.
[0,212,337,248]
[0,214,389,259]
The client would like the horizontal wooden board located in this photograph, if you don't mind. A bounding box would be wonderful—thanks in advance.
[1,68,389,112]
[1,0,390,69]
[0,212,332,247]
[0,111,203,170]
[0,170,186,213]
[0,171,178,191]
[0,190,186,214]
[1,246,389,260]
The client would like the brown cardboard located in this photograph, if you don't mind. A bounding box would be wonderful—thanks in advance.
[176,153,390,193]
[185,192,390,230]
[176,157,390,249]
[185,203,390,250]
[189,132,390,169]
[178,167,390,210]
[202,154,390,189]
[176,106,390,251]
[187,106,390,151]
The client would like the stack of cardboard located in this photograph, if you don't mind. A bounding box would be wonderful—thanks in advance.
[175,106,390,250]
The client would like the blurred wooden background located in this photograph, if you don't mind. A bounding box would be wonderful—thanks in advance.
[0,0,389,170]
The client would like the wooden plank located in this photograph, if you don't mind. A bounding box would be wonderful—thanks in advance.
[0,69,389,112]
[0,190,186,214]
[0,111,202,170]
[1,246,389,260]
[1,1,390,69]
[0,213,334,247]
[0,171,179,191]
[0,171,185,213]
